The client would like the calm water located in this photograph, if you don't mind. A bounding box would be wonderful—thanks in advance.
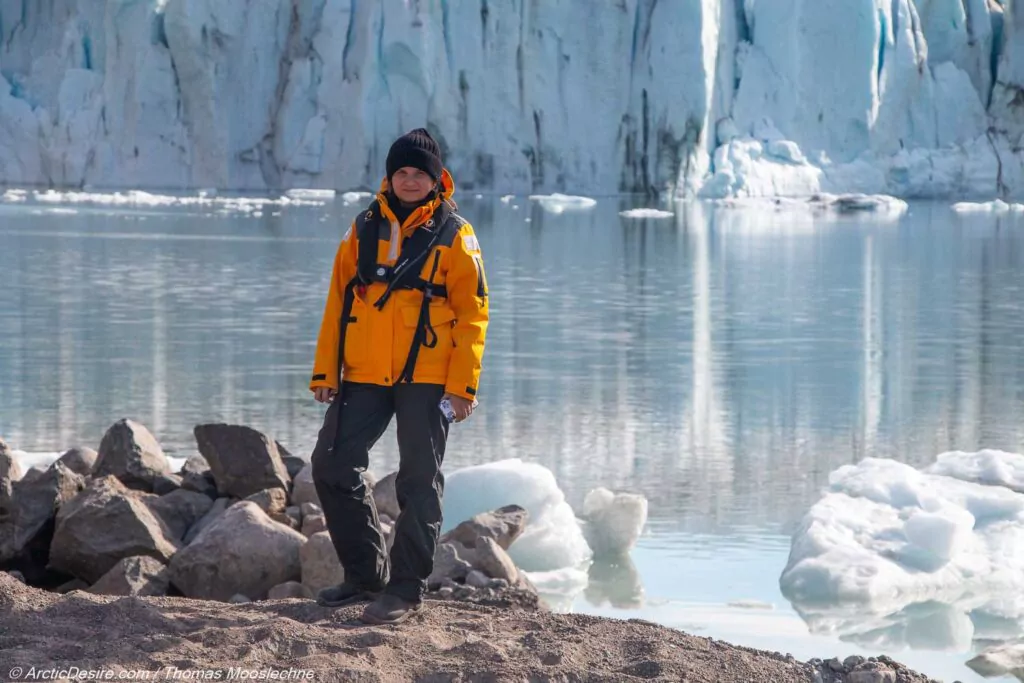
[2,194,1023,682]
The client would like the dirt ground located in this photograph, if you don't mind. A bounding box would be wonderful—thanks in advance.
[0,572,939,683]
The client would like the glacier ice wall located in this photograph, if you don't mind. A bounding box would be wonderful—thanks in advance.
[1,0,1023,198]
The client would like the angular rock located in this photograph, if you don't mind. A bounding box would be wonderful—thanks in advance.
[179,454,210,476]
[268,580,313,600]
[19,467,47,485]
[56,578,90,593]
[271,511,300,530]
[373,472,399,520]
[290,464,319,507]
[168,501,305,601]
[144,488,215,541]
[0,461,87,565]
[461,536,518,583]
[466,570,490,588]
[285,505,301,527]
[244,488,288,516]
[300,531,344,595]
[427,542,472,588]
[280,453,306,481]
[847,670,895,683]
[152,473,182,496]
[0,437,22,513]
[193,424,290,500]
[440,505,528,551]
[93,419,171,492]
[88,555,169,596]
[7,569,25,583]
[49,475,180,584]
[301,514,326,538]
[300,502,322,518]
[56,447,97,477]
[183,497,231,545]
[181,469,218,499]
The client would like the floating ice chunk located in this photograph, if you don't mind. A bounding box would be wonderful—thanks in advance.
[521,567,590,611]
[24,190,325,210]
[619,208,674,219]
[285,189,335,200]
[9,450,61,479]
[528,193,597,214]
[474,194,483,199]
[951,199,1024,213]
[341,191,373,204]
[727,600,774,610]
[2,189,28,202]
[926,449,1024,494]
[442,458,592,573]
[579,487,648,557]
[967,643,1024,678]
[11,449,187,479]
[500,195,515,204]
[716,193,907,218]
[781,452,1024,613]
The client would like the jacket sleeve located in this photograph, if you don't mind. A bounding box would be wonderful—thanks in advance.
[444,223,489,400]
[310,222,358,392]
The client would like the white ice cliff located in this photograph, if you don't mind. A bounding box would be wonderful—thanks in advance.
[2,0,1024,198]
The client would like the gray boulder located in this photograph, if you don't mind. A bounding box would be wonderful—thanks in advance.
[183,497,231,545]
[268,580,313,600]
[0,437,22,513]
[88,555,169,596]
[290,464,319,507]
[301,513,326,538]
[168,501,305,601]
[300,531,344,595]
[144,488,215,541]
[56,447,98,477]
[193,424,290,499]
[93,419,171,492]
[440,505,528,551]
[152,473,183,496]
[427,542,473,588]
[49,475,180,583]
[244,488,288,516]
[461,536,518,583]
[373,472,399,520]
[0,461,87,565]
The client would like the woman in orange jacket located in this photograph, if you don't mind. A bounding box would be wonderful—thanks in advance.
[308,128,489,625]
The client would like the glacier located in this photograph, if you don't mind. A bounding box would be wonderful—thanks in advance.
[1,0,1024,198]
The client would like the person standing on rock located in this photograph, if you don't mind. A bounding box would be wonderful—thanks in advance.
[308,128,489,625]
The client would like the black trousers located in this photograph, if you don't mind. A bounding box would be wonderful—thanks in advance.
[310,381,449,602]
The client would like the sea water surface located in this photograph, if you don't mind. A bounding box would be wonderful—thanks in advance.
[1,192,1023,682]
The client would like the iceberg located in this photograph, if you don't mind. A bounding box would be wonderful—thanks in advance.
[442,458,592,574]
[3,0,1021,198]
[951,199,1024,213]
[781,450,1024,651]
[579,487,648,558]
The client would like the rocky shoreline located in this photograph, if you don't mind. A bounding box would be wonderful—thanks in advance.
[0,420,942,682]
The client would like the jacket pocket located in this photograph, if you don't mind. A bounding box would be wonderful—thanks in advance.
[342,298,369,371]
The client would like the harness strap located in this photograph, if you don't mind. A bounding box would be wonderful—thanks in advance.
[397,248,444,384]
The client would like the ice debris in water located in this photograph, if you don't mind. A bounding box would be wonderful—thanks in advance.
[285,189,335,200]
[11,449,187,479]
[781,449,1024,612]
[500,195,515,204]
[579,487,648,557]
[529,193,598,214]
[951,199,1024,213]
[716,193,908,216]
[341,191,373,204]
[443,458,592,573]
[2,189,28,202]
[4,190,326,211]
[619,208,674,219]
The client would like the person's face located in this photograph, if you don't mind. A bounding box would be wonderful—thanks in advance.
[391,167,435,204]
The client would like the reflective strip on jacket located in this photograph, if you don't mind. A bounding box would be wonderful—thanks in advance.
[309,168,489,401]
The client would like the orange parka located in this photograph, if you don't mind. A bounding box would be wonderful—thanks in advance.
[310,169,488,401]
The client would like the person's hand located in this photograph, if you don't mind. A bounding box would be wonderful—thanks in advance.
[314,387,337,403]
[444,394,475,422]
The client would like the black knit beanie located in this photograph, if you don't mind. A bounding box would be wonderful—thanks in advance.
[386,128,443,182]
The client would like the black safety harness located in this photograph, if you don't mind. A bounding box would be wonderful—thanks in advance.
[335,198,459,385]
